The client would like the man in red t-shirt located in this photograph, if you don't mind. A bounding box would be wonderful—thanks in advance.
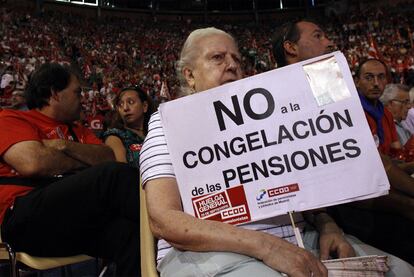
[355,59,400,156]
[0,63,140,276]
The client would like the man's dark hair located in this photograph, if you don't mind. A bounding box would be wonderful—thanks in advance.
[25,63,76,109]
[355,58,388,79]
[272,19,322,68]
[272,20,301,68]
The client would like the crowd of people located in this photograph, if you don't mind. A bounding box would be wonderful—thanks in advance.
[1,3,414,121]
[1,1,414,276]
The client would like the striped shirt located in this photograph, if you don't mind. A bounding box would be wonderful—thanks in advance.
[140,111,306,264]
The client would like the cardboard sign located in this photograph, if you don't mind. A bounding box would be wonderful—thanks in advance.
[159,52,389,225]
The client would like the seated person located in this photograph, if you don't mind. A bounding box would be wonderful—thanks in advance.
[380,84,411,146]
[140,27,414,277]
[272,19,414,265]
[9,89,28,111]
[0,63,140,276]
[401,87,414,135]
[102,86,153,168]
[355,59,401,156]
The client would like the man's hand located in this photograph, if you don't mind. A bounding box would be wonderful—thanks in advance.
[316,214,355,260]
[319,231,355,260]
[42,139,67,151]
[261,234,328,277]
[397,160,414,175]
[42,139,115,166]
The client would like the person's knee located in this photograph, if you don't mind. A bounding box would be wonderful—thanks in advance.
[94,161,139,181]
[96,161,131,172]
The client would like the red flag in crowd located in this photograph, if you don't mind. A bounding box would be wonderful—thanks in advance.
[367,34,381,59]
[396,28,402,41]
[251,38,257,49]
[350,54,359,68]
[408,26,413,49]
[160,80,171,101]
[84,63,92,78]
[268,49,275,67]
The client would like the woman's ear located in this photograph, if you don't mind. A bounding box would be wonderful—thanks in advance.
[142,101,149,113]
[183,67,195,91]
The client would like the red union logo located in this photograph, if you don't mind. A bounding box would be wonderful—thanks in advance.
[221,205,247,220]
[267,184,299,198]
[193,191,230,219]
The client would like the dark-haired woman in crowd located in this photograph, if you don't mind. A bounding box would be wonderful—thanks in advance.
[102,86,153,168]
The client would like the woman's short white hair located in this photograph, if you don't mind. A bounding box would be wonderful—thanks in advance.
[380,83,410,105]
[176,27,236,97]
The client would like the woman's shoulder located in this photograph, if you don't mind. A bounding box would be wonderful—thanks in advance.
[148,111,161,126]
[102,128,126,139]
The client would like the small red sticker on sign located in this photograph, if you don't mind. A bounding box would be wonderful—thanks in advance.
[192,185,251,225]
[267,183,299,198]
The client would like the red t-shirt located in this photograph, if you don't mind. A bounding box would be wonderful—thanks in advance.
[0,109,102,223]
[86,114,105,131]
[364,108,399,155]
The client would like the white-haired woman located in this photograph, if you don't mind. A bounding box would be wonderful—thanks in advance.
[140,27,414,277]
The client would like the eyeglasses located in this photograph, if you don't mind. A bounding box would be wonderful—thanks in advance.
[391,99,411,106]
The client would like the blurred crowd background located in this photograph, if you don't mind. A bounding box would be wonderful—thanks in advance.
[1,0,414,134]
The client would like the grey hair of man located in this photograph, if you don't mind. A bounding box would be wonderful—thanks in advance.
[176,27,238,97]
[380,83,410,105]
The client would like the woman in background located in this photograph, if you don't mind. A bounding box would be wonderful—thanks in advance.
[102,86,153,168]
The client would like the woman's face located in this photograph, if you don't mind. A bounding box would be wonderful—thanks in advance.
[117,90,148,127]
[185,33,243,92]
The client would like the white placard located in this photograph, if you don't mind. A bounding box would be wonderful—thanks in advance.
[159,52,389,225]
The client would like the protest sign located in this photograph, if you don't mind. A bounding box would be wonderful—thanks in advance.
[159,52,389,225]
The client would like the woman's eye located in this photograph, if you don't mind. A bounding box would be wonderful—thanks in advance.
[212,54,224,61]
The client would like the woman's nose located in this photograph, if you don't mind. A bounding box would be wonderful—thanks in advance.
[225,56,238,71]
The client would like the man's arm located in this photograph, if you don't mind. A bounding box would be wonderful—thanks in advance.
[390,141,402,150]
[348,190,414,221]
[42,139,115,166]
[396,161,414,175]
[3,140,86,177]
[145,177,327,277]
[380,153,414,197]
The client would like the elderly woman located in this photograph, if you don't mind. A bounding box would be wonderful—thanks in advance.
[140,27,413,277]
